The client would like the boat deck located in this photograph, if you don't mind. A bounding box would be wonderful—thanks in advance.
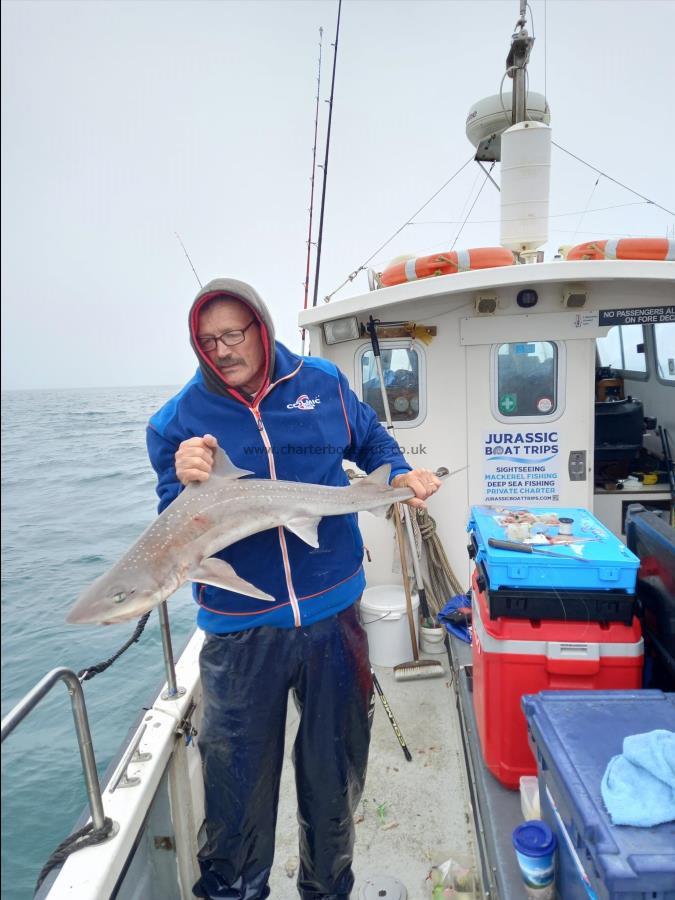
[448,636,525,899]
[37,631,529,899]
[268,653,477,897]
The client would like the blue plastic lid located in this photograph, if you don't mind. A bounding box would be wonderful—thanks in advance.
[512,820,558,857]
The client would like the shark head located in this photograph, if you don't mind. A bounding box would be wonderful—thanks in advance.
[67,565,164,626]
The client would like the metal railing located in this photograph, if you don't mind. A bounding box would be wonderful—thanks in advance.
[158,602,186,701]
[1,602,186,842]
[1,667,107,830]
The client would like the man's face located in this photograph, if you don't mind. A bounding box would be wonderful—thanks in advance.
[197,299,266,394]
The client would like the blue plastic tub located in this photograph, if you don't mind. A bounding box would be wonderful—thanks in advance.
[468,506,639,593]
[523,690,675,899]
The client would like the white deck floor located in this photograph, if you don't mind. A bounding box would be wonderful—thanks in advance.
[268,656,477,898]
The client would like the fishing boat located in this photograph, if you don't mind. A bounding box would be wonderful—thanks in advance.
[3,2,674,898]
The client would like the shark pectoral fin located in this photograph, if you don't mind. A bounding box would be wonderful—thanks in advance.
[211,447,254,480]
[188,558,275,602]
[284,516,321,548]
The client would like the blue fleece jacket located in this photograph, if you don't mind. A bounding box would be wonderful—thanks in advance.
[147,342,411,633]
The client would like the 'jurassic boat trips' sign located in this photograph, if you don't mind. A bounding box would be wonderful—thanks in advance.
[482,431,561,504]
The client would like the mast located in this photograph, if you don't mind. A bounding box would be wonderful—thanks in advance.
[507,0,534,125]
[501,0,549,260]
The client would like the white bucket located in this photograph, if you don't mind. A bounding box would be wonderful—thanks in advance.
[419,623,446,654]
[360,585,419,668]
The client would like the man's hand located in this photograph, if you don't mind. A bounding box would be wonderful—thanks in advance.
[175,434,218,486]
[391,468,442,509]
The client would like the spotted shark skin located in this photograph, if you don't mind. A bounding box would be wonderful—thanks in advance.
[67,448,413,626]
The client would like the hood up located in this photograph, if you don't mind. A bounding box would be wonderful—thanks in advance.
[189,277,276,404]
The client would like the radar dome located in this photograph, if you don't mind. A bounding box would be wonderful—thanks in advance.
[466,91,550,161]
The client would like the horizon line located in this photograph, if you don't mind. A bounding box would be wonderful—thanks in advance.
[1,382,184,393]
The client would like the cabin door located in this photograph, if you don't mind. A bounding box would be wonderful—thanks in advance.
[465,337,595,509]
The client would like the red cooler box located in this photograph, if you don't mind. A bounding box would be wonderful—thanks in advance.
[471,570,644,789]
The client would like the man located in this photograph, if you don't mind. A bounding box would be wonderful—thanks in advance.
[146,277,441,899]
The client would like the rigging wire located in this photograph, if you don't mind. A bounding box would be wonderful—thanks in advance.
[368,203,660,271]
[312,0,342,308]
[411,201,650,225]
[552,141,675,217]
[455,165,483,224]
[526,1,535,38]
[323,154,474,302]
[498,66,518,127]
[571,175,600,244]
[450,163,495,250]
[552,228,671,238]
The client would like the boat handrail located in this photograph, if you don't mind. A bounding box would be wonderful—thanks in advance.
[1,602,186,848]
[1,667,107,831]
[158,601,187,700]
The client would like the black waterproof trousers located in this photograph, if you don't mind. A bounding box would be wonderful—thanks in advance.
[192,603,374,900]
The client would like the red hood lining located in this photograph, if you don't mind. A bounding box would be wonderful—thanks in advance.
[190,292,271,406]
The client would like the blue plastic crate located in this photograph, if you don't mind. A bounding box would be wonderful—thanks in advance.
[523,691,675,900]
[468,506,639,592]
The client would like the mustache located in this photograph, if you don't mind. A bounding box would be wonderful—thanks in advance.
[216,356,245,366]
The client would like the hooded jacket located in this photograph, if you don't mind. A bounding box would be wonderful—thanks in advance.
[147,278,411,634]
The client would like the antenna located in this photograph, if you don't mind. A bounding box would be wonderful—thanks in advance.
[175,232,202,288]
[312,0,342,309]
[301,27,324,355]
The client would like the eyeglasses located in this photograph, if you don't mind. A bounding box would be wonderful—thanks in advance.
[198,319,256,352]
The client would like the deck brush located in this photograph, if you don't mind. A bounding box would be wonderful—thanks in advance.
[392,503,445,682]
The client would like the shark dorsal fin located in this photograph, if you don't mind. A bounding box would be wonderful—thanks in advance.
[212,446,254,480]
[355,463,391,487]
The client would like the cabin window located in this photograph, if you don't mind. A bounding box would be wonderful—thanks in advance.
[494,341,559,419]
[596,325,647,379]
[358,342,425,428]
[654,323,675,384]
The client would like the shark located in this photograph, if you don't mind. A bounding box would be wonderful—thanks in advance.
[67,447,416,625]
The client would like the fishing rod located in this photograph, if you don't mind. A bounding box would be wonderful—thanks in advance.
[175,232,202,288]
[312,0,342,308]
[371,669,412,762]
[301,27,324,355]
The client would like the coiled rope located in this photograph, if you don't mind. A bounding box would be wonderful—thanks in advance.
[35,818,115,893]
[414,509,466,617]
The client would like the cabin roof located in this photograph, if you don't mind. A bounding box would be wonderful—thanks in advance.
[299,259,675,325]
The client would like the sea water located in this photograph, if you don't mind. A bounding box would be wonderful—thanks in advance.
[1,386,197,900]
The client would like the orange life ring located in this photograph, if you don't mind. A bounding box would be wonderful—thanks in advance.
[567,238,675,262]
[380,246,515,288]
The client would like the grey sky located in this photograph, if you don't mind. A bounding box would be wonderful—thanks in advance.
[2,0,674,390]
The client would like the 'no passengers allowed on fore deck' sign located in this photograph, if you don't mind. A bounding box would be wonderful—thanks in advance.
[598,306,674,326]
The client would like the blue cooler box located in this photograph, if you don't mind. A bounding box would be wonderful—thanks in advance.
[468,506,639,592]
[523,691,675,900]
